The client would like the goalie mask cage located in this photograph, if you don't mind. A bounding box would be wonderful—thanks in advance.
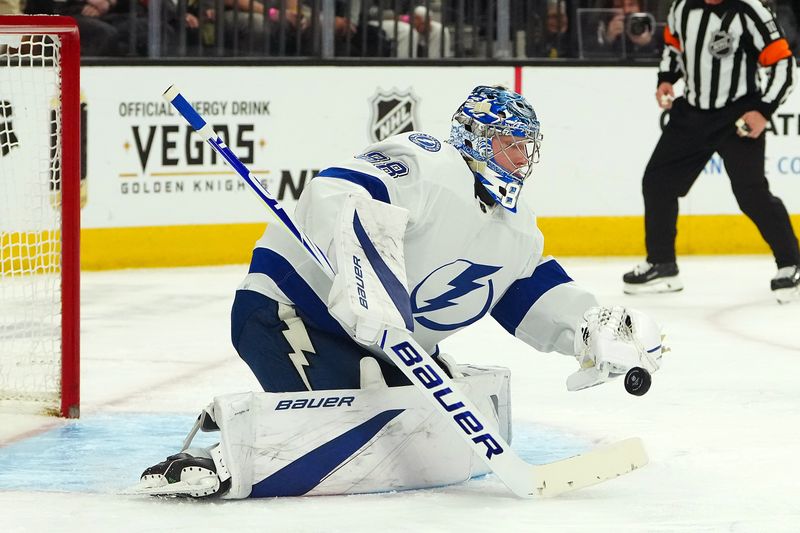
[0,16,80,418]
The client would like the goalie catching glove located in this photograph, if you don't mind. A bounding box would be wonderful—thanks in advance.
[567,306,665,391]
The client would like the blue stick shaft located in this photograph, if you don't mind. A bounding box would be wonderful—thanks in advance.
[163,85,334,277]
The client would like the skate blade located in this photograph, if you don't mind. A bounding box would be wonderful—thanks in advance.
[624,277,683,295]
[774,287,800,304]
[124,471,218,497]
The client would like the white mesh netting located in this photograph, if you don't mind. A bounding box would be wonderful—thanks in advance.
[0,33,63,409]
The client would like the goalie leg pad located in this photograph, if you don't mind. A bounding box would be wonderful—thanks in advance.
[209,364,511,499]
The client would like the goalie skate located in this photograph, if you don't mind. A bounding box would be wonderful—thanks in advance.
[129,448,230,498]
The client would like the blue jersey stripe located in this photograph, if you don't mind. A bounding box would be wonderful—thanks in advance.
[249,248,346,336]
[317,167,390,203]
[490,259,573,335]
[250,409,404,497]
[352,211,414,332]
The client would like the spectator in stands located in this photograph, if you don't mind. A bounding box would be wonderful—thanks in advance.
[528,0,570,58]
[411,5,452,58]
[588,0,658,58]
[332,2,356,54]
[331,0,392,57]
[218,0,308,55]
[377,10,417,58]
[370,4,451,59]
[99,0,205,56]
[100,0,159,56]
[0,0,21,14]
[120,0,308,56]
[25,0,120,56]
[543,0,570,57]
[168,0,204,54]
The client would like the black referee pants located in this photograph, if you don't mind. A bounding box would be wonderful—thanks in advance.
[642,97,800,268]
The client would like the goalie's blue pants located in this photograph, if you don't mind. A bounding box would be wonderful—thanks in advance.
[231,289,413,392]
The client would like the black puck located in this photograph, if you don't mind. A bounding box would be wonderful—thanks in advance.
[624,367,651,396]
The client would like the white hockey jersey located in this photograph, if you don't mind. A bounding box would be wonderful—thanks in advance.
[238,132,597,358]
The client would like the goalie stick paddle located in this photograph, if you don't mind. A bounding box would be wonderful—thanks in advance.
[163,85,648,498]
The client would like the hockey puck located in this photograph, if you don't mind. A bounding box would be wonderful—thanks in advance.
[624,367,651,396]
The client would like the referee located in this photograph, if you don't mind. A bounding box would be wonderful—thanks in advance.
[623,0,800,303]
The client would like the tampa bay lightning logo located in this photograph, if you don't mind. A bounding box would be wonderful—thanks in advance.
[411,260,502,331]
[408,133,441,152]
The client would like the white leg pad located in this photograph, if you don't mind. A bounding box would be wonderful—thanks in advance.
[202,365,511,499]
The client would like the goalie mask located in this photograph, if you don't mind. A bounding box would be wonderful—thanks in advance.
[449,86,542,212]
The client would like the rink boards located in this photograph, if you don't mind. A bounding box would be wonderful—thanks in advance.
[71,65,800,269]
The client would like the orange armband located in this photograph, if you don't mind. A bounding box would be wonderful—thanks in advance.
[759,38,792,66]
[663,26,681,51]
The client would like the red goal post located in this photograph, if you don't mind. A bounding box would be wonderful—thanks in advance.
[0,15,80,418]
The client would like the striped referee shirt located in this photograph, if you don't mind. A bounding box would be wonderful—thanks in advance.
[660,0,796,116]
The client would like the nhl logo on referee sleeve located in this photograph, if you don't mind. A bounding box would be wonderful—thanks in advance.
[708,30,734,59]
[368,89,420,143]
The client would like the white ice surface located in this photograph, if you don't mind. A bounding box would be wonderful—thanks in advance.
[1,256,799,532]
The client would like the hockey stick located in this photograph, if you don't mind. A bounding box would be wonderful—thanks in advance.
[163,85,648,498]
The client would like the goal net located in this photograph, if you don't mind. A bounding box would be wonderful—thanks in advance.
[0,16,80,418]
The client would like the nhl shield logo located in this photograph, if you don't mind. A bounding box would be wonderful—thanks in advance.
[708,30,734,59]
[368,89,420,142]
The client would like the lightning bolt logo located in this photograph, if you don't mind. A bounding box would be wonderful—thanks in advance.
[411,260,501,331]
[414,263,501,313]
[278,303,316,390]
